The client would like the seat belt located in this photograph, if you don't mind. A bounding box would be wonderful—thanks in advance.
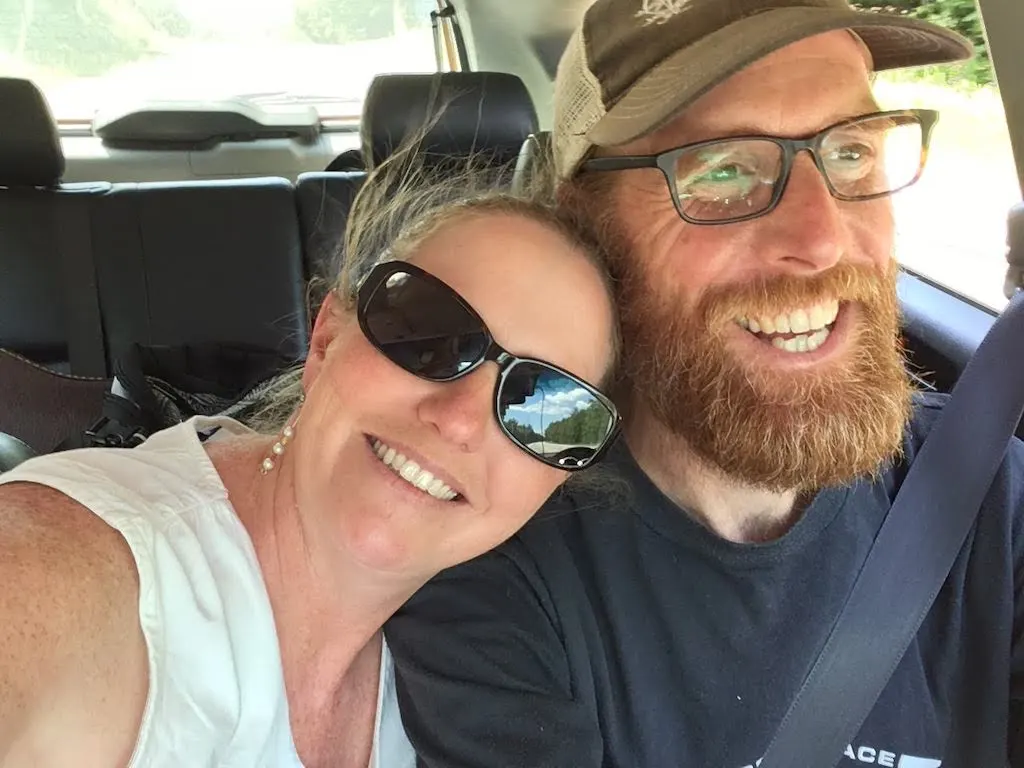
[758,289,1024,768]
[54,192,107,377]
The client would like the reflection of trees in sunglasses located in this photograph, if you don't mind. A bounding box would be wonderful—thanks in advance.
[542,400,613,445]
[503,418,544,446]
[502,375,612,457]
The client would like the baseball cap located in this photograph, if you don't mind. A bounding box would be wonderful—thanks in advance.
[553,0,974,179]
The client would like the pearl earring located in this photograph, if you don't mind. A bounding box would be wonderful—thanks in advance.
[260,423,295,475]
[261,398,304,477]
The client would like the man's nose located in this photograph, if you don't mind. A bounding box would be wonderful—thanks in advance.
[759,153,847,274]
[416,365,497,452]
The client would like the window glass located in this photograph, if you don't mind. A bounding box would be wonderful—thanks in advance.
[861,0,1020,311]
[0,0,439,122]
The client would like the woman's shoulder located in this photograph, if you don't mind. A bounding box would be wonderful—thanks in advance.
[0,481,147,765]
[0,481,142,634]
[0,479,143,651]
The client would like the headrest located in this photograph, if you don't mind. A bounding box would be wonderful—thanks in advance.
[361,72,538,170]
[0,78,65,187]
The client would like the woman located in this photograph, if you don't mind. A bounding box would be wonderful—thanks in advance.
[0,155,621,767]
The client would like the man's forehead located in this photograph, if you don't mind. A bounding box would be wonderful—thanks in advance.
[616,30,877,153]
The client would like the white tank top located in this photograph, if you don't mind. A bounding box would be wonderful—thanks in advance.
[0,416,415,768]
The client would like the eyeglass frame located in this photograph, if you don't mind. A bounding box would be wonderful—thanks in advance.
[356,260,622,471]
[578,108,940,226]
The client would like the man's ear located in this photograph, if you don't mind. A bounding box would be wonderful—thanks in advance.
[302,293,345,392]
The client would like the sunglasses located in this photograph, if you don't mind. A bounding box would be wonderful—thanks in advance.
[356,260,621,470]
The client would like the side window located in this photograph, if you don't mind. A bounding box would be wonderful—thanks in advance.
[858,0,1020,311]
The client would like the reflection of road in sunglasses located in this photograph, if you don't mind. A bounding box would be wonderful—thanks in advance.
[500,367,614,467]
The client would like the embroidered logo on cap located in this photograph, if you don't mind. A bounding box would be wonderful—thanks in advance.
[636,0,691,25]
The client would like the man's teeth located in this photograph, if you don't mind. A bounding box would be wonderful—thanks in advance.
[737,299,839,336]
[735,300,839,354]
[771,327,831,353]
[371,439,459,501]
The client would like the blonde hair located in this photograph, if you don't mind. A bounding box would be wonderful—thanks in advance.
[249,135,620,432]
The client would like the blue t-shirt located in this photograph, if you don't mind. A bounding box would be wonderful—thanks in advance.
[387,393,1024,768]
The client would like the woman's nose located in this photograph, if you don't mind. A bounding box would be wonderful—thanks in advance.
[416,364,498,452]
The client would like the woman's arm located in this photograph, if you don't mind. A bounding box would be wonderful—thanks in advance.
[0,483,148,768]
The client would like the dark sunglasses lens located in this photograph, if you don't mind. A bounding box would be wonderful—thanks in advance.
[363,269,488,380]
[498,362,616,469]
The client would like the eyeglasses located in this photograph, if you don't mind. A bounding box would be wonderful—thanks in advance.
[580,109,939,226]
[356,260,621,470]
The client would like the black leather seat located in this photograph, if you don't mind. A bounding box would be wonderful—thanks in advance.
[296,170,366,289]
[1,77,310,451]
[1,77,310,371]
[294,71,539,292]
[0,78,111,373]
[0,79,111,451]
[360,71,538,172]
[91,179,309,362]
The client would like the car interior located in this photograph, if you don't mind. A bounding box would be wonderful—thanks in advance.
[0,0,1021,468]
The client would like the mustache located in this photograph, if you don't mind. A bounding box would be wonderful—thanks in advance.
[698,260,897,332]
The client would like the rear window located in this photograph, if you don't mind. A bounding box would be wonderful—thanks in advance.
[0,0,439,123]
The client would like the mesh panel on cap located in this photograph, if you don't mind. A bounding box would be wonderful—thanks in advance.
[553,26,607,179]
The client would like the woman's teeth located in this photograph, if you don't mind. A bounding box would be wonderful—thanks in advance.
[371,439,459,501]
[736,300,839,354]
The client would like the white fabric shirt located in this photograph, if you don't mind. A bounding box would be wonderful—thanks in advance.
[0,416,416,768]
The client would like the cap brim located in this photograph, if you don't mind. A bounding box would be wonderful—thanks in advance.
[587,8,973,148]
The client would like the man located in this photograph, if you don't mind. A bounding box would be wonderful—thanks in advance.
[385,0,1024,766]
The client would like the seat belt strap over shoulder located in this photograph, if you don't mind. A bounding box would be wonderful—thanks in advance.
[54,191,107,378]
[758,289,1024,768]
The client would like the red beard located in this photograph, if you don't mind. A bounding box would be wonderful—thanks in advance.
[616,258,913,491]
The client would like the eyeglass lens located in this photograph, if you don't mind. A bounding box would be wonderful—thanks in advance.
[671,113,926,222]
